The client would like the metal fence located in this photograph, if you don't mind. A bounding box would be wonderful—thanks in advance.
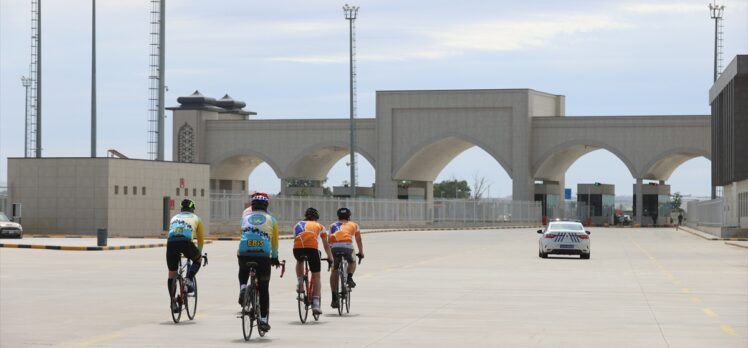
[686,199,724,227]
[211,193,541,225]
[432,199,541,223]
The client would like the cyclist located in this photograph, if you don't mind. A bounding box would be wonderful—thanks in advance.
[328,207,364,308]
[166,199,205,313]
[237,192,280,332]
[292,207,333,315]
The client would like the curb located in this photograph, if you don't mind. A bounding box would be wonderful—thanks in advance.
[0,243,167,251]
[725,242,748,249]
[0,240,214,252]
[676,226,748,241]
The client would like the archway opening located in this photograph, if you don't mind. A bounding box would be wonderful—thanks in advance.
[323,153,376,197]
[434,146,512,199]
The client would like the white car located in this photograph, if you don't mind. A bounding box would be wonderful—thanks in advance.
[537,221,590,259]
[0,212,23,239]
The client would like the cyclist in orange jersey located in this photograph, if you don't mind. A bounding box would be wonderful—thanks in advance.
[292,207,333,315]
[328,207,364,308]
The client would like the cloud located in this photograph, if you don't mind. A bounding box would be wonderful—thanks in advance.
[622,3,704,14]
[431,15,630,52]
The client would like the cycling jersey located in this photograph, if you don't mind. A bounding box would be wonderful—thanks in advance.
[167,212,205,251]
[328,220,360,248]
[292,220,327,249]
[238,211,279,258]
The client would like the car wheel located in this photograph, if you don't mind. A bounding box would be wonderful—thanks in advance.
[580,253,590,259]
[540,251,548,259]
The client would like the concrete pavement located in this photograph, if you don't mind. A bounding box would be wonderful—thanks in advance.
[1,227,746,347]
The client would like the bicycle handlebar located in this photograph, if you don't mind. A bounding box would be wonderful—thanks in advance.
[356,253,363,265]
[202,253,208,267]
[277,260,286,278]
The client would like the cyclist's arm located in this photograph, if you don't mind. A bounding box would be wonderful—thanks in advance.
[195,219,205,253]
[354,224,363,256]
[321,234,333,260]
[270,219,279,259]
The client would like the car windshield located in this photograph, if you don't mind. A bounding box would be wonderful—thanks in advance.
[0,213,9,222]
[549,223,583,231]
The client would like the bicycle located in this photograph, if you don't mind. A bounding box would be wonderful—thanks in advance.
[170,253,208,324]
[329,252,362,316]
[297,253,329,323]
[239,259,285,341]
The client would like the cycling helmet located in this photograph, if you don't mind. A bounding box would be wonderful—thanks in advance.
[336,207,351,220]
[181,199,196,212]
[250,192,270,211]
[305,207,320,221]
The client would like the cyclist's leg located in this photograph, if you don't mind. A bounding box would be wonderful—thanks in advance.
[237,255,251,305]
[166,241,180,298]
[346,250,356,282]
[292,249,305,292]
[255,257,272,327]
[184,241,201,279]
[330,249,343,304]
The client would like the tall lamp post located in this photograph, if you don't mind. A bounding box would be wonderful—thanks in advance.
[21,77,32,158]
[343,4,359,198]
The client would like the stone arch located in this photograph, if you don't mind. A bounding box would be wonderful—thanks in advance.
[639,147,711,180]
[284,142,376,181]
[533,139,638,181]
[177,123,195,163]
[393,132,512,181]
[210,149,284,181]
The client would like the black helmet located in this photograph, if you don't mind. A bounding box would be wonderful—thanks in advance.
[181,199,195,212]
[336,207,351,220]
[250,192,270,211]
[305,207,320,221]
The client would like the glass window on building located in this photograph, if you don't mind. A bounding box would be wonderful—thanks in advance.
[114,185,119,195]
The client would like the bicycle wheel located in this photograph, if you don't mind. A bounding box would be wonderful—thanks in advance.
[241,285,254,341]
[345,284,351,314]
[186,276,197,320]
[255,286,266,337]
[297,273,309,323]
[170,277,183,323]
[337,269,345,316]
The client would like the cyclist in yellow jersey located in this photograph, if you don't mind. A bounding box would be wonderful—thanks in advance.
[166,199,205,313]
[238,192,280,332]
[328,207,364,308]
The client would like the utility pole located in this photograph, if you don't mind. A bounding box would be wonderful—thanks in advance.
[343,4,359,198]
[91,0,97,157]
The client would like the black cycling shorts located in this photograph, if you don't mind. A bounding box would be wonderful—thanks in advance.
[166,239,200,271]
[238,256,272,282]
[331,247,354,269]
[293,248,321,273]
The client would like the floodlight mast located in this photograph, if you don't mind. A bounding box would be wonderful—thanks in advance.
[709,1,725,82]
[343,4,359,198]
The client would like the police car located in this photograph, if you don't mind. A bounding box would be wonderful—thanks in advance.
[537,220,590,259]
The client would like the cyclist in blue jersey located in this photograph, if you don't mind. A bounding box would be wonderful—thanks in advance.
[166,199,205,313]
[237,192,280,332]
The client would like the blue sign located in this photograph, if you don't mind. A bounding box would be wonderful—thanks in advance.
[564,188,572,200]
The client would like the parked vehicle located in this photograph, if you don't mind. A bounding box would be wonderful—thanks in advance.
[0,212,23,238]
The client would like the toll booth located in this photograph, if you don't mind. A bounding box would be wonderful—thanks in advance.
[534,181,560,221]
[577,183,615,225]
[633,182,671,226]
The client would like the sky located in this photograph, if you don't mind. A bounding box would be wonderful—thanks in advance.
[1,0,746,199]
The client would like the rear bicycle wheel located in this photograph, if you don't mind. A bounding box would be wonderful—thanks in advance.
[255,287,266,337]
[186,276,198,320]
[241,285,254,341]
[170,278,183,323]
[297,273,309,323]
[337,269,345,316]
[345,286,351,314]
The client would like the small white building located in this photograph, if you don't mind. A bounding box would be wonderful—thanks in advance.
[7,158,210,237]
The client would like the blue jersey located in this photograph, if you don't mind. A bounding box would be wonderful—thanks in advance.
[238,211,279,258]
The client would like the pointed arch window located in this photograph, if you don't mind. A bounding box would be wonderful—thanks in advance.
[177,123,195,163]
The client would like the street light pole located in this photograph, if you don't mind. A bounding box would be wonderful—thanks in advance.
[21,77,32,157]
[91,0,96,158]
[343,4,358,199]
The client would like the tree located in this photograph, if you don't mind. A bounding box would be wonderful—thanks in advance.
[434,178,471,199]
[472,173,490,199]
[670,192,683,212]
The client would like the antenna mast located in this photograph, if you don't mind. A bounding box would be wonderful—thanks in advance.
[149,0,165,160]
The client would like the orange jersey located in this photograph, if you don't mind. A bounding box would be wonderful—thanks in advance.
[328,220,360,246]
[292,220,327,249]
